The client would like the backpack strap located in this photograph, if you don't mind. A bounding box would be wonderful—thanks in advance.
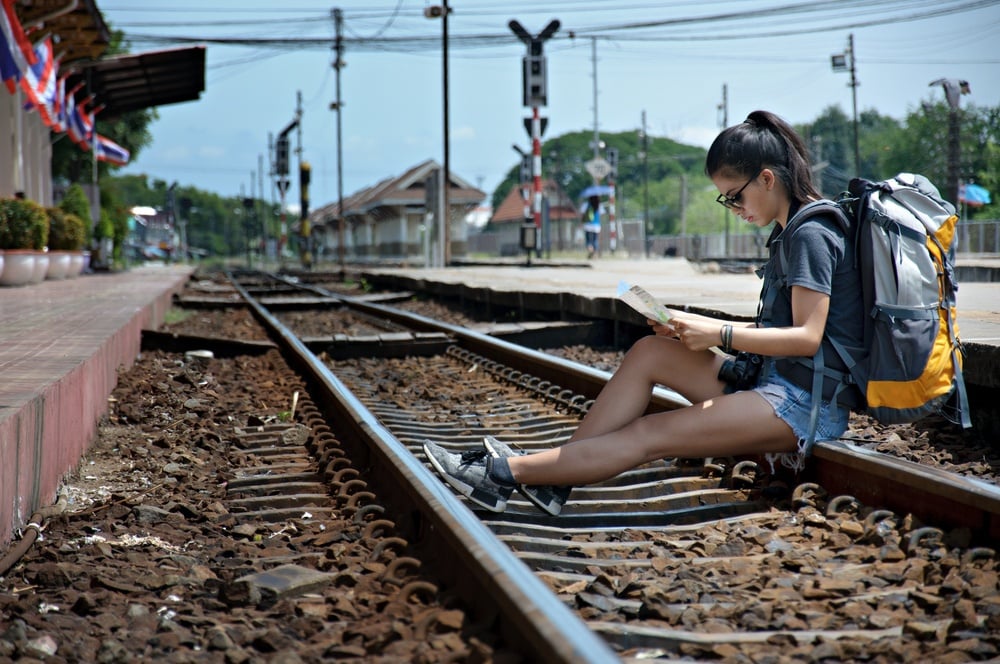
[776,200,859,446]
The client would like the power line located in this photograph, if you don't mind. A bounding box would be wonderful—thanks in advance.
[120,0,992,53]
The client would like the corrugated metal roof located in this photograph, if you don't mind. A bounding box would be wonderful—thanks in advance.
[63,45,206,117]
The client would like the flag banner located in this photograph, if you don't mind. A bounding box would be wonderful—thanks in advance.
[20,36,57,125]
[58,80,82,133]
[67,98,94,148]
[0,0,33,92]
[96,134,130,166]
[50,74,65,131]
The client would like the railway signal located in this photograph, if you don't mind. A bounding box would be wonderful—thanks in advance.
[509,19,559,259]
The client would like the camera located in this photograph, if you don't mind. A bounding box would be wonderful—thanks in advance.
[718,352,764,391]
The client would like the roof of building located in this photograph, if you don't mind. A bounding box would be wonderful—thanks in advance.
[18,0,110,64]
[490,180,579,225]
[311,159,487,222]
[63,46,207,118]
[14,1,206,118]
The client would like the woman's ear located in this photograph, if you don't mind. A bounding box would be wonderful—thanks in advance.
[760,168,775,190]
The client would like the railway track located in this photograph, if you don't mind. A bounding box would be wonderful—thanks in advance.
[209,270,1000,661]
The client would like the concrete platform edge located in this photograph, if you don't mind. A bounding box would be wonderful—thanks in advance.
[1,268,193,548]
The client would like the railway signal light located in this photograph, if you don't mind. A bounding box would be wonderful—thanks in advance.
[276,136,290,176]
[509,19,560,108]
[522,55,548,107]
[300,161,311,219]
[519,155,532,184]
[606,147,619,177]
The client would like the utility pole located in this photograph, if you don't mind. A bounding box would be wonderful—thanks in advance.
[640,110,650,257]
[930,78,971,208]
[332,8,346,271]
[831,34,860,175]
[718,84,729,257]
[258,154,266,265]
[591,37,600,160]
[442,0,450,266]
[425,3,451,266]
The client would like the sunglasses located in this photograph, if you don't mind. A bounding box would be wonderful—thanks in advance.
[716,171,760,210]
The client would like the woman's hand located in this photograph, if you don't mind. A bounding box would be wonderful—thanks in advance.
[660,315,725,352]
[648,319,678,338]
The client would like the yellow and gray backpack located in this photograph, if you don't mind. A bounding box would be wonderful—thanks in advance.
[783,173,971,440]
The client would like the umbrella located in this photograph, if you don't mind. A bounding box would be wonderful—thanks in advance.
[960,183,991,207]
[579,184,614,198]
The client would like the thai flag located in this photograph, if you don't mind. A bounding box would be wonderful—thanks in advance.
[96,134,129,166]
[67,95,96,149]
[58,80,82,134]
[49,74,65,131]
[20,36,58,126]
[0,0,36,93]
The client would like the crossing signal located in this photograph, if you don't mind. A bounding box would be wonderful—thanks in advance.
[522,55,548,107]
[519,155,532,184]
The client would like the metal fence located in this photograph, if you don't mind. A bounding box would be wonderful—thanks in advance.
[466,218,1000,260]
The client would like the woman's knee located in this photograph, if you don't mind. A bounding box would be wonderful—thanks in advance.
[626,334,675,360]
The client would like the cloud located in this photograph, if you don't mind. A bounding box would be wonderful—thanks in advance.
[672,125,718,150]
[451,125,476,141]
[198,145,226,159]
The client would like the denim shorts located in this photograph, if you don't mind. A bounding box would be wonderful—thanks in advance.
[752,359,850,465]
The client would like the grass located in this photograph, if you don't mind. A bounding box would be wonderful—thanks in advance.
[163,307,192,326]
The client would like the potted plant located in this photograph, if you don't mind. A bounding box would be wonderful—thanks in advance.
[59,184,92,277]
[45,207,85,279]
[0,197,46,286]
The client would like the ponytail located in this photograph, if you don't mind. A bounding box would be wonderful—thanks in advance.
[705,110,819,205]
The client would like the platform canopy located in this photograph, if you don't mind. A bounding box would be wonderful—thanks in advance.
[63,46,206,118]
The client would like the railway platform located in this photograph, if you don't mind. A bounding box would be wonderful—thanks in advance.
[360,255,1000,387]
[0,264,194,545]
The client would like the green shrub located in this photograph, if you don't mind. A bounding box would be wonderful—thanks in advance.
[46,207,86,250]
[0,198,48,249]
[59,183,94,242]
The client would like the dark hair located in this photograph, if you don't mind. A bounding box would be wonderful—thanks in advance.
[704,110,819,205]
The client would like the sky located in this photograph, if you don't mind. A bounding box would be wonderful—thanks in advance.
[99,1,1000,210]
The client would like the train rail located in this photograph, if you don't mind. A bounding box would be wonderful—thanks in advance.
[208,269,1000,661]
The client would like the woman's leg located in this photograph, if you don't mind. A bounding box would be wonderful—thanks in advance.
[570,334,727,442]
[511,390,796,487]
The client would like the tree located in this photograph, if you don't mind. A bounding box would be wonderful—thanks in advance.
[875,101,999,199]
[490,129,706,233]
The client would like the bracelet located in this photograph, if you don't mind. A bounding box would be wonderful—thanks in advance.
[720,324,733,354]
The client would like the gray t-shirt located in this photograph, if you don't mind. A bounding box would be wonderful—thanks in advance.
[760,206,865,380]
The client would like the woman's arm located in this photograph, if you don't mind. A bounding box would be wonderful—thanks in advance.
[663,286,828,357]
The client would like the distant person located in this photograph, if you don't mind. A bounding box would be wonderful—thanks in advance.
[424,110,864,515]
[582,195,601,259]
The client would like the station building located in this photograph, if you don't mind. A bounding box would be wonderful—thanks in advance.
[308,159,486,263]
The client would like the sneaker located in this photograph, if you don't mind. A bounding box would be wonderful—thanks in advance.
[422,441,513,512]
[482,436,572,516]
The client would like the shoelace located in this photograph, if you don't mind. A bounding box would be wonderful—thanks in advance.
[458,449,490,465]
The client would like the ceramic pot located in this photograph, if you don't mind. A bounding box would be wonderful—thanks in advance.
[46,251,72,280]
[30,252,49,283]
[0,250,36,286]
[67,251,86,278]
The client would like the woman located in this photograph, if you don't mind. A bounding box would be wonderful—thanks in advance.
[582,194,601,259]
[424,110,864,515]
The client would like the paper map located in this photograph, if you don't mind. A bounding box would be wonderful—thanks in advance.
[617,281,673,324]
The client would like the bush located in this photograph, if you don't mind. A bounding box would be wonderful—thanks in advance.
[59,183,93,243]
[0,198,48,249]
[46,207,86,251]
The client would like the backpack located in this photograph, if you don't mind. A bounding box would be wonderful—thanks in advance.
[779,172,971,443]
